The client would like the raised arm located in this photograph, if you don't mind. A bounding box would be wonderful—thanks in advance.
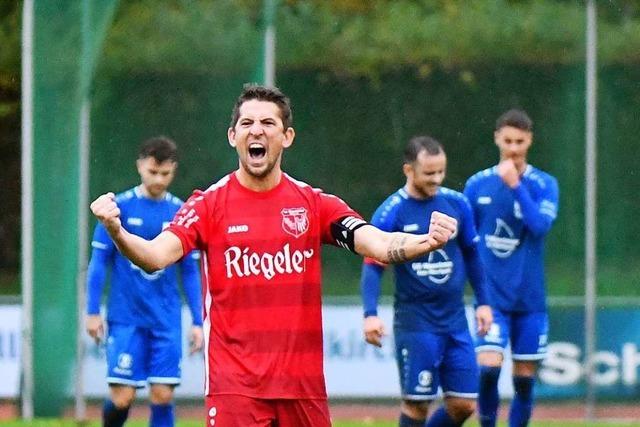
[353,211,457,263]
[90,192,184,272]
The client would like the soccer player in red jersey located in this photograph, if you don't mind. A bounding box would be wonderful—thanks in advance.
[90,84,458,427]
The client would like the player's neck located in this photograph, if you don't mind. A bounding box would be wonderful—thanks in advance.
[137,184,166,200]
[235,168,282,192]
[404,184,431,200]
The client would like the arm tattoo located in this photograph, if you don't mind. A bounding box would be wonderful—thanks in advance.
[387,235,409,263]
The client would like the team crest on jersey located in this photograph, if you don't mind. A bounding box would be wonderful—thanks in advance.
[281,207,309,238]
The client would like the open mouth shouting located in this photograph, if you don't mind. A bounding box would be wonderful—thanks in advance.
[248,143,266,161]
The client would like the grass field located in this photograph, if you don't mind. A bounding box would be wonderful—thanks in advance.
[2,420,640,427]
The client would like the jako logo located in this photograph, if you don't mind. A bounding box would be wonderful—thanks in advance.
[227,224,249,234]
[224,243,314,280]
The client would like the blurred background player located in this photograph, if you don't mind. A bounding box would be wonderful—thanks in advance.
[85,136,203,427]
[89,85,458,427]
[360,135,493,427]
[464,110,559,427]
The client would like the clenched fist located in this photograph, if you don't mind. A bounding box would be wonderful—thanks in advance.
[427,211,457,249]
[90,192,122,236]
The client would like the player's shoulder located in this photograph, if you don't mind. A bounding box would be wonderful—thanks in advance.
[373,188,407,219]
[114,187,138,205]
[283,173,356,212]
[283,173,334,199]
[376,187,406,209]
[163,191,184,206]
[523,165,558,189]
[438,187,473,212]
[194,173,233,201]
[438,186,468,203]
[465,166,497,187]
[203,173,233,193]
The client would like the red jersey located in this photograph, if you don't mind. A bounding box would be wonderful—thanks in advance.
[167,172,361,399]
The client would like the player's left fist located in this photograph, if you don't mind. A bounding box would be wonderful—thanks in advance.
[428,211,457,248]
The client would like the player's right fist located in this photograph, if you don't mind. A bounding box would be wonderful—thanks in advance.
[90,192,122,235]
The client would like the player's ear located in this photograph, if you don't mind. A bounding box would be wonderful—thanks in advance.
[227,127,237,148]
[493,130,501,147]
[402,162,413,179]
[282,127,295,148]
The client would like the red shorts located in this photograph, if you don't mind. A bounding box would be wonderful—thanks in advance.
[205,394,331,427]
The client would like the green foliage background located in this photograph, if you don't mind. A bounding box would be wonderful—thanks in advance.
[3,0,640,297]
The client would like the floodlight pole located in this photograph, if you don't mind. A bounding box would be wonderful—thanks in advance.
[20,0,34,419]
[584,0,598,421]
[74,0,92,420]
[263,0,277,86]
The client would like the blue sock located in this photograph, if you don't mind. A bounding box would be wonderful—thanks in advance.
[399,412,425,427]
[103,399,129,427]
[150,403,175,427]
[478,366,501,427]
[426,406,459,427]
[509,376,534,427]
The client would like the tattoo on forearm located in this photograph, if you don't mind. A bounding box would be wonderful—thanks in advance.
[387,235,409,263]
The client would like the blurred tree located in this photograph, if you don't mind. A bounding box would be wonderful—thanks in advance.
[0,0,20,291]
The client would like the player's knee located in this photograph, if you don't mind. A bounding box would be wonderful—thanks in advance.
[513,360,537,377]
[477,351,503,367]
[150,384,175,404]
[446,398,476,422]
[401,399,429,419]
[110,385,136,408]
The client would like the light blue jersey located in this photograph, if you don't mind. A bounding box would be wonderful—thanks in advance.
[86,186,202,331]
[464,165,559,313]
[361,187,489,334]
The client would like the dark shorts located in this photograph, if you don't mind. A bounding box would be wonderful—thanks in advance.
[205,394,331,427]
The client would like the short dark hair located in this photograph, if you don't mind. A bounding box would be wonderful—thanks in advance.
[138,136,178,163]
[403,135,444,164]
[495,109,533,132]
[230,84,293,129]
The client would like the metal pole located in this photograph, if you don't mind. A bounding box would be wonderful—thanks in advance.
[75,100,90,421]
[75,0,92,419]
[263,0,276,86]
[20,0,34,420]
[584,0,598,421]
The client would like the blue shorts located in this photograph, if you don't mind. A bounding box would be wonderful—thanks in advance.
[475,310,548,361]
[395,329,479,401]
[106,322,182,388]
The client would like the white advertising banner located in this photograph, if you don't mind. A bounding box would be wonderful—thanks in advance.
[321,305,514,398]
[322,305,399,396]
[1,304,513,398]
[0,305,21,397]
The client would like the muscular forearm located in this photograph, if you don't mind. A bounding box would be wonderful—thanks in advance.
[384,232,433,263]
[109,227,180,273]
[355,212,455,264]
[356,229,441,264]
